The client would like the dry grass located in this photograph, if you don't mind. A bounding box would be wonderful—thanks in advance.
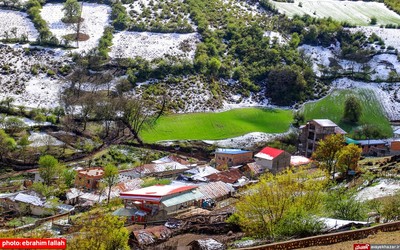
[302,230,400,250]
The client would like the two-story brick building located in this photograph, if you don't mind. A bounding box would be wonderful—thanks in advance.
[75,167,104,191]
[299,119,347,157]
[214,148,253,167]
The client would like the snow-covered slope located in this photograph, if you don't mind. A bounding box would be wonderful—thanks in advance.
[0,10,38,41]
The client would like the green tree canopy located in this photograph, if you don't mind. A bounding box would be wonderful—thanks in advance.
[0,129,16,160]
[229,168,328,239]
[38,155,60,185]
[312,134,345,180]
[343,96,362,123]
[62,0,81,23]
[103,164,119,204]
[68,213,129,250]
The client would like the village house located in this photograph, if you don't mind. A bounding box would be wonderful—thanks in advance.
[390,140,400,155]
[75,167,104,191]
[119,185,203,222]
[205,168,244,184]
[299,119,347,157]
[0,192,52,216]
[214,148,253,167]
[239,162,264,179]
[357,139,389,156]
[254,147,291,174]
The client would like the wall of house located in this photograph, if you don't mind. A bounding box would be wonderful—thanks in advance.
[271,152,291,173]
[215,152,253,166]
[255,158,273,171]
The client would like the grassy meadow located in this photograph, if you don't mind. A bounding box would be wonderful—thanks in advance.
[273,0,400,26]
[141,108,293,142]
[302,89,392,137]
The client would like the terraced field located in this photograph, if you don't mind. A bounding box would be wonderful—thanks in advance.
[302,89,393,137]
[141,107,293,142]
[273,0,400,26]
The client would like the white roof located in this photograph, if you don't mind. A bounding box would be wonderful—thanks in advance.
[66,188,84,200]
[120,184,196,197]
[313,119,338,127]
[14,193,43,206]
[186,166,220,181]
[152,155,174,164]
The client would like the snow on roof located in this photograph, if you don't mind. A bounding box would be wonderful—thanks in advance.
[120,185,197,199]
[186,166,220,182]
[290,156,311,166]
[313,119,339,127]
[319,217,369,231]
[78,167,104,177]
[189,239,226,250]
[141,162,188,174]
[254,147,284,160]
[66,188,84,200]
[394,128,400,134]
[152,155,175,164]
[215,148,251,154]
[14,193,43,206]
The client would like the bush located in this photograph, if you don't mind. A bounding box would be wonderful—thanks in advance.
[324,187,367,221]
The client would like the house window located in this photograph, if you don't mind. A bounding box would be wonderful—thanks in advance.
[87,180,90,184]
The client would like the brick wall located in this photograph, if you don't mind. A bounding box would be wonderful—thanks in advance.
[237,221,400,250]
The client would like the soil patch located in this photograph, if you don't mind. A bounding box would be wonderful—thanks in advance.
[64,32,89,41]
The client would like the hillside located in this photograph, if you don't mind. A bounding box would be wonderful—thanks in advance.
[0,0,399,143]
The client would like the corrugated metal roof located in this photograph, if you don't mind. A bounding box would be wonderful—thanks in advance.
[197,181,233,200]
[161,191,203,207]
[357,140,387,146]
[313,119,338,127]
[14,193,43,206]
[215,148,251,154]
[255,147,284,160]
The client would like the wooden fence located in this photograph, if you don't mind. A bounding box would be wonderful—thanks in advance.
[238,221,400,250]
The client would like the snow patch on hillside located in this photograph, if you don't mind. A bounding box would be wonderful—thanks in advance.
[356,178,400,201]
[41,3,111,53]
[300,45,400,81]
[332,78,400,121]
[0,76,66,109]
[348,27,400,51]
[203,130,292,149]
[0,10,38,41]
[110,31,200,60]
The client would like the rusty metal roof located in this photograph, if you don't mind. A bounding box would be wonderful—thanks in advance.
[197,181,233,200]
[205,169,243,184]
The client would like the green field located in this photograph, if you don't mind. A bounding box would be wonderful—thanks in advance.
[141,108,293,142]
[301,89,392,137]
[273,0,400,26]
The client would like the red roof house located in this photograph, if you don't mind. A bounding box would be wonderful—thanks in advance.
[254,147,291,173]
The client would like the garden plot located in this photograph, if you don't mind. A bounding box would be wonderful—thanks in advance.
[332,78,400,121]
[0,10,38,41]
[273,0,400,26]
[28,132,65,147]
[110,31,200,60]
[0,45,69,109]
[124,0,196,32]
[40,3,111,53]
[347,27,400,51]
